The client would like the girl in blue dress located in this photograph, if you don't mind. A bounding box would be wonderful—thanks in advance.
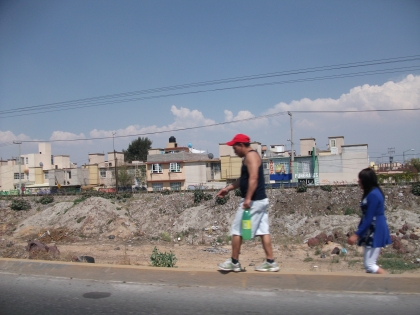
[347,168,392,274]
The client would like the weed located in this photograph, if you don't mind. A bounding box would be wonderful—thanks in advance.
[76,216,86,223]
[73,196,87,205]
[39,195,54,204]
[116,207,121,210]
[203,193,213,201]
[304,257,313,262]
[10,199,31,211]
[296,184,307,193]
[150,246,177,267]
[193,190,204,203]
[107,219,113,225]
[314,248,321,256]
[234,189,242,197]
[320,185,332,192]
[331,256,340,263]
[160,232,171,242]
[216,195,229,205]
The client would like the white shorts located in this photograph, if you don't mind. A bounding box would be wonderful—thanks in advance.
[231,198,270,238]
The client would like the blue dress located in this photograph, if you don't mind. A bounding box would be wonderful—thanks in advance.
[356,187,392,248]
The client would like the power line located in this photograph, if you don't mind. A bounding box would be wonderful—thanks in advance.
[1,56,419,118]
[8,107,418,144]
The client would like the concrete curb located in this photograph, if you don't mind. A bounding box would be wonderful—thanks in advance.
[1,258,420,294]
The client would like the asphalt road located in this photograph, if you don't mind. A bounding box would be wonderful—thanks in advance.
[1,272,419,315]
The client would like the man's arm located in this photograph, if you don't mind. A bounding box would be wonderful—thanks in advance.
[217,179,239,197]
[243,151,260,209]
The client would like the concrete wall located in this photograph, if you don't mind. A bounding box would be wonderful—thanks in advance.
[184,162,207,187]
[220,155,242,180]
[318,144,368,185]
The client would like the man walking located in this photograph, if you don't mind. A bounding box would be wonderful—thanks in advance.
[217,134,279,272]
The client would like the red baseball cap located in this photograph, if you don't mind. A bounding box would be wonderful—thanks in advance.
[226,134,250,146]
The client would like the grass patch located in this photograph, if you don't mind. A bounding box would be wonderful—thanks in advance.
[331,256,340,263]
[347,259,361,267]
[344,207,358,216]
[73,196,87,205]
[160,232,171,242]
[304,257,313,262]
[377,258,420,273]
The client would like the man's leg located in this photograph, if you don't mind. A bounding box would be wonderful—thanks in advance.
[260,234,274,260]
[231,235,242,260]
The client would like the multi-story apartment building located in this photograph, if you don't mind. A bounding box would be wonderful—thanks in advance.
[146,137,222,191]
[0,143,88,193]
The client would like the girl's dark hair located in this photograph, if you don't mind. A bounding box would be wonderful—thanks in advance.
[358,168,384,198]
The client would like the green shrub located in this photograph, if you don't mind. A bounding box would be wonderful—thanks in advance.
[320,185,332,192]
[203,193,213,201]
[193,190,204,203]
[150,246,177,267]
[412,183,420,196]
[10,198,31,211]
[303,257,313,262]
[216,195,229,205]
[39,195,54,204]
[296,184,307,193]
[161,189,171,195]
[234,189,242,197]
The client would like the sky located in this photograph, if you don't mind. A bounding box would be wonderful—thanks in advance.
[1,0,419,166]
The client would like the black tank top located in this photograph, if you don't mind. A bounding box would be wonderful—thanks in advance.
[239,150,267,200]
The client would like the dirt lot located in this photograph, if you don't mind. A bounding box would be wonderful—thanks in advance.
[1,185,420,273]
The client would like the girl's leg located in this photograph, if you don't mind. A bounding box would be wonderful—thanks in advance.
[364,247,386,274]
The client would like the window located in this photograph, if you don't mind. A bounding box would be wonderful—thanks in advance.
[151,164,162,173]
[67,171,71,179]
[100,169,106,178]
[25,157,28,164]
[169,162,180,172]
[26,173,29,180]
[152,183,163,191]
[170,182,181,190]
[263,162,269,169]
[330,139,336,147]
[44,172,49,179]
[14,173,24,179]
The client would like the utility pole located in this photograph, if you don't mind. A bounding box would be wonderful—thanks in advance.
[13,141,22,194]
[288,112,294,184]
[113,132,118,193]
[388,147,395,170]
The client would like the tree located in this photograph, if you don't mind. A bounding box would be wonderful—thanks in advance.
[118,165,134,188]
[409,158,420,173]
[123,137,152,162]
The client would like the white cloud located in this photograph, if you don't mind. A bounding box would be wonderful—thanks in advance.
[265,74,420,130]
[50,131,86,141]
[0,130,31,143]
